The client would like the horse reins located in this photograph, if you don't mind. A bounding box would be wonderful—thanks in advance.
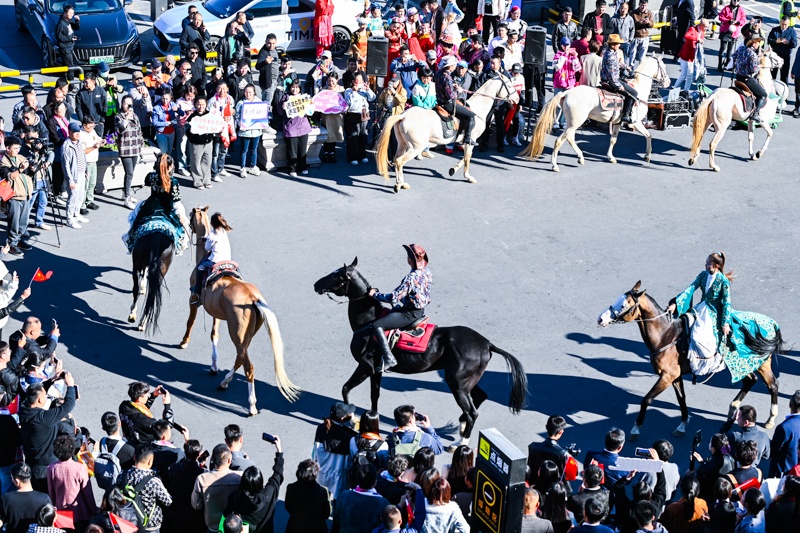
[463,76,516,104]
[323,270,370,304]
[607,291,670,324]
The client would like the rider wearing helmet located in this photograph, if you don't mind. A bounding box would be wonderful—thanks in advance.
[733,35,767,122]
[435,55,476,146]
[367,245,432,372]
[601,33,637,124]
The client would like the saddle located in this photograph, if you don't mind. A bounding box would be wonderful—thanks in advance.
[434,106,460,138]
[206,261,242,286]
[597,85,625,111]
[385,317,437,353]
[732,81,756,115]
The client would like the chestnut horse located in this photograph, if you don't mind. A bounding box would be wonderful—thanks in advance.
[179,206,300,415]
[597,281,782,440]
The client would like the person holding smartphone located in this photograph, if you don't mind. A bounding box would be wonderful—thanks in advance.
[118,381,173,448]
[388,404,444,457]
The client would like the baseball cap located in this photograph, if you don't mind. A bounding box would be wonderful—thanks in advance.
[132,70,143,79]
[426,49,437,60]
[511,63,522,72]
[68,121,81,133]
[321,50,332,59]
[560,37,571,46]
[330,402,355,421]
[150,58,162,69]
[457,60,468,68]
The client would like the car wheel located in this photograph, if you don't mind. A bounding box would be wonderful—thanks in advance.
[15,3,27,32]
[206,36,220,55]
[41,37,53,68]
[330,26,351,57]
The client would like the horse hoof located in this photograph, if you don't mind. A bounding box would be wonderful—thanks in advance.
[210,368,219,376]
[755,151,762,159]
[449,167,456,176]
[248,407,259,417]
[128,315,136,323]
[672,429,686,437]
[688,158,695,166]
[400,182,411,189]
[578,158,585,165]
[552,166,560,173]
[393,184,400,193]
[609,158,618,164]
[712,166,721,172]
[137,324,145,332]
[217,383,228,391]
[179,341,189,349]
[465,176,477,184]
[645,156,651,163]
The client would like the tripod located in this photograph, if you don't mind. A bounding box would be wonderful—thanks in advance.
[33,158,64,248]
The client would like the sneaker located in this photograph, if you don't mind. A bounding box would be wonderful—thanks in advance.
[218,169,230,177]
[18,241,32,251]
[511,139,523,146]
[240,169,248,179]
[8,246,24,256]
[248,166,260,175]
[87,202,100,210]
[35,223,52,231]
[123,198,137,210]
[301,169,308,175]
[196,184,206,190]
[55,197,67,207]
[793,108,800,118]
[289,171,298,177]
[76,215,89,223]
[361,157,369,163]
[211,175,224,183]
[66,220,82,229]
[420,151,434,159]
[179,168,191,177]
[351,161,358,165]
[503,138,510,146]
[205,184,213,189]
[80,208,90,216]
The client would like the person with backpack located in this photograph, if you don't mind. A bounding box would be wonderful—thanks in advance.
[312,402,358,501]
[95,412,136,494]
[389,405,444,459]
[350,410,389,476]
[165,440,207,532]
[116,444,173,533]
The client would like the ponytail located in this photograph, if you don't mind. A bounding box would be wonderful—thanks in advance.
[680,474,700,519]
[210,212,232,232]
[710,252,735,282]
[155,153,173,194]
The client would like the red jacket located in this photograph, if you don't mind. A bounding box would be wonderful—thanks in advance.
[678,26,703,62]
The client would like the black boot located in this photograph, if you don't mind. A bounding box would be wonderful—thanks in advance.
[753,96,766,122]
[373,326,398,372]
[621,97,634,124]
[461,116,476,146]
[190,269,204,306]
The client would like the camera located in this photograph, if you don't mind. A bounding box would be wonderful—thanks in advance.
[28,139,46,152]
[565,443,581,456]
[262,432,277,443]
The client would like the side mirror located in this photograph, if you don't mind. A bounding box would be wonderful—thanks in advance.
[28,0,41,13]
[124,0,133,5]
[245,11,254,20]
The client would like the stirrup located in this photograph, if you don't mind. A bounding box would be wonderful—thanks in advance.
[190,293,201,306]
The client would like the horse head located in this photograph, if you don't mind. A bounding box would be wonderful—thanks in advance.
[189,205,210,238]
[638,54,671,89]
[476,76,520,106]
[597,281,647,326]
[314,257,369,299]
[762,49,783,71]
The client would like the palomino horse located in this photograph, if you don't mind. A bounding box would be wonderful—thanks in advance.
[128,232,173,334]
[689,50,787,171]
[180,206,300,415]
[314,258,527,449]
[597,281,782,440]
[522,55,670,172]
[375,77,520,192]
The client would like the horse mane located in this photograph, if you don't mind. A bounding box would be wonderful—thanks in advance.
[632,56,656,86]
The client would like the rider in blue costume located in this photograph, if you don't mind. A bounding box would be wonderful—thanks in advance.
[368,244,432,372]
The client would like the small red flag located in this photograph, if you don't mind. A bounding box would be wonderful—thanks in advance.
[32,268,53,282]
[54,510,74,529]
[110,512,138,533]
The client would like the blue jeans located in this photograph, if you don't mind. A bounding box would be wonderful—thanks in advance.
[32,180,48,226]
[174,125,189,170]
[7,198,32,246]
[239,136,259,168]
[212,138,228,176]
[554,87,567,128]
[155,131,175,156]
[629,37,649,67]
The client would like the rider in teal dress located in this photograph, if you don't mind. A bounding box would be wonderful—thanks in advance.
[668,252,780,382]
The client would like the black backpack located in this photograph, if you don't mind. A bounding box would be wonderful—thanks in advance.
[120,473,156,528]
[349,438,384,484]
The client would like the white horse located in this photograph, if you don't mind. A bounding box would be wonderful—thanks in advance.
[375,77,520,192]
[521,55,671,172]
[689,49,787,171]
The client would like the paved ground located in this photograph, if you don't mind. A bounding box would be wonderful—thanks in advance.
[0,0,799,528]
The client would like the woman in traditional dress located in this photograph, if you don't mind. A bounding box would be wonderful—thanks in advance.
[667,252,780,381]
[123,154,188,256]
[314,0,334,57]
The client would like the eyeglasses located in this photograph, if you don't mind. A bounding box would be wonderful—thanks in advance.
[182,68,192,72]
[189,51,198,55]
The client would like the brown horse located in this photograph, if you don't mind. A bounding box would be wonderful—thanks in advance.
[597,281,782,440]
[179,206,300,415]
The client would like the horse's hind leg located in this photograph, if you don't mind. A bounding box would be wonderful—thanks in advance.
[670,376,691,437]
[457,385,488,437]
[342,363,372,404]
[210,318,220,374]
[242,348,257,416]
[550,132,569,172]
[708,117,730,172]
[757,359,780,428]
[607,123,621,164]
[728,373,758,418]
[369,371,383,412]
[563,126,584,165]
[394,145,422,192]
[128,271,140,323]
[631,374,674,441]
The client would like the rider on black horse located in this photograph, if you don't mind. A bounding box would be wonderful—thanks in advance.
[601,33,638,124]
[367,244,432,372]
[435,56,476,146]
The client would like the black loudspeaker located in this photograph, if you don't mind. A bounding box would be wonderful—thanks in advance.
[366,37,389,77]
[524,26,547,68]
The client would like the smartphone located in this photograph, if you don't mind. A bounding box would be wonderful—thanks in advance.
[198,449,210,463]
[634,447,651,458]
[171,422,186,433]
[414,412,425,422]
[262,432,277,443]
[52,318,58,330]
[74,385,80,400]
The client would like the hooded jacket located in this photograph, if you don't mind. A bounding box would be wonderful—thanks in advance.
[224,453,284,533]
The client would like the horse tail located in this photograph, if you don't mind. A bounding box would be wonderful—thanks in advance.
[255,299,300,402]
[489,344,528,414]
[141,233,172,335]
[521,91,565,160]
[744,326,784,379]
[691,97,713,158]
[376,114,404,182]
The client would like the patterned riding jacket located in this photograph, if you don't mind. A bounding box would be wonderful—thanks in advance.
[374,267,432,310]
[435,69,458,106]
[733,45,759,77]
[601,47,623,89]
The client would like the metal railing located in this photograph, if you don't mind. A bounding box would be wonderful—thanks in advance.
[0,66,85,93]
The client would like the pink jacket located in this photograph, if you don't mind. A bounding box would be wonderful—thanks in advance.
[719,5,747,39]
[552,50,582,89]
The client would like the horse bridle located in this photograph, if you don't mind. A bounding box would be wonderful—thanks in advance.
[607,291,642,324]
[322,268,371,304]
[634,57,669,86]
[467,75,517,105]
[188,207,210,246]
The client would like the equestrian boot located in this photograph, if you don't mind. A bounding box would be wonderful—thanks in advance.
[753,96,767,122]
[373,326,398,372]
[461,115,477,146]
[621,97,635,124]
[190,269,204,306]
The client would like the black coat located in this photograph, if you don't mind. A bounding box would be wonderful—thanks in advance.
[676,0,697,39]
[55,16,80,49]
[165,458,206,532]
[180,24,211,59]
[19,386,77,479]
[118,398,173,448]
[527,438,570,485]
[284,479,331,533]
[581,12,614,41]
[225,453,284,533]
[255,47,280,90]
[76,86,107,123]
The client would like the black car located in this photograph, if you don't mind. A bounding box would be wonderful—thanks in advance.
[15,0,141,68]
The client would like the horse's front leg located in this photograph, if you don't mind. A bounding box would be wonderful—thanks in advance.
[463,144,477,183]
[607,123,621,164]
[632,121,653,163]
[631,373,675,441]
[128,271,140,323]
[754,122,773,160]
[748,120,756,159]
[342,362,372,404]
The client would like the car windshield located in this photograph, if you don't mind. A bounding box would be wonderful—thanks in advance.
[49,0,122,14]
[204,0,255,18]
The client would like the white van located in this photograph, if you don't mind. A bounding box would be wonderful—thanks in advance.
[153,0,365,57]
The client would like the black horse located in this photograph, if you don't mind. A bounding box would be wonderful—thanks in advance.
[314,258,528,447]
[128,231,174,334]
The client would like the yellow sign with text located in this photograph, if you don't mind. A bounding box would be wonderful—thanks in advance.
[479,437,490,460]
[474,470,503,533]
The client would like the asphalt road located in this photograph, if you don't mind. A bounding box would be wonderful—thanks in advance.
[0,0,799,529]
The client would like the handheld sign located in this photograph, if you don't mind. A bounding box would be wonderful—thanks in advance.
[312,90,348,114]
[472,428,526,533]
[283,94,313,118]
[239,101,272,130]
[188,113,225,135]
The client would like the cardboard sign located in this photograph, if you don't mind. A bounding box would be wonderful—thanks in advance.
[312,90,348,114]
[188,113,225,134]
[283,94,313,118]
[239,101,272,130]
